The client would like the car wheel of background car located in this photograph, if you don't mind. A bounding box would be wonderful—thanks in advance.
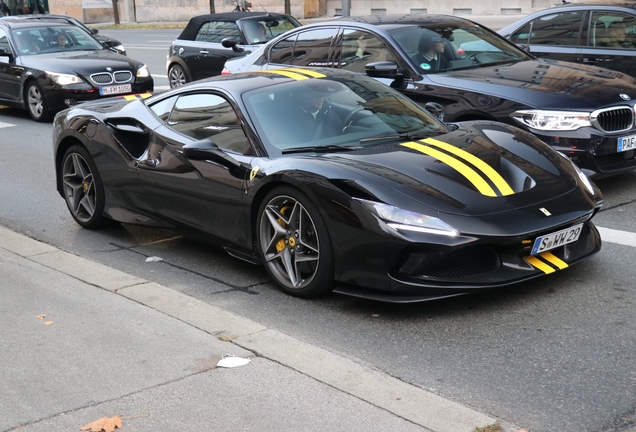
[61,145,110,229]
[168,64,188,88]
[26,81,50,122]
[257,187,335,298]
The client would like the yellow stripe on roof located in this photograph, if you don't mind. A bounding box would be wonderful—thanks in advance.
[402,141,498,197]
[253,69,310,80]
[539,251,568,270]
[422,138,515,196]
[525,255,556,274]
[282,68,327,78]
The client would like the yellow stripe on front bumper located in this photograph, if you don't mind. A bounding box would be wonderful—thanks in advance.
[540,251,569,270]
[421,138,515,196]
[253,69,310,80]
[525,255,556,274]
[282,68,327,78]
[401,141,498,197]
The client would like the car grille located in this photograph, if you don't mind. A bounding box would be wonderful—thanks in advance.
[421,247,501,279]
[592,107,634,133]
[90,71,133,85]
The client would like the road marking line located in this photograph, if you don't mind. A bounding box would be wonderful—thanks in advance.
[597,226,636,248]
[0,121,15,128]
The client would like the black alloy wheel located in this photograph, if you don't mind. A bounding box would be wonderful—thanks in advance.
[60,145,110,229]
[257,187,335,298]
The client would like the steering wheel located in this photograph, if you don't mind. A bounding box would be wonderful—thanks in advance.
[465,53,482,64]
[341,107,365,132]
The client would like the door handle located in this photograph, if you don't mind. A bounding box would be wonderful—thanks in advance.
[199,50,209,54]
[581,58,600,64]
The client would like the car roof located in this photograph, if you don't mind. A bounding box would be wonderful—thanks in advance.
[0,17,79,29]
[178,11,296,40]
[324,13,472,26]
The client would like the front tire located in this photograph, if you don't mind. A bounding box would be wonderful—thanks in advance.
[168,64,188,88]
[25,81,50,122]
[60,145,109,229]
[257,187,335,298]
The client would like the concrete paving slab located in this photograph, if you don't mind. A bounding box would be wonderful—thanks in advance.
[29,250,147,291]
[0,226,57,256]
[13,358,428,432]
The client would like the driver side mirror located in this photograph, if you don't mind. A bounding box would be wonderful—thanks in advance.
[222,38,245,53]
[364,61,403,79]
[0,48,14,62]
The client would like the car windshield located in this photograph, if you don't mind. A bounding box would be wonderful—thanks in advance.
[242,73,448,153]
[389,20,531,74]
[12,25,104,55]
[240,16,299,44]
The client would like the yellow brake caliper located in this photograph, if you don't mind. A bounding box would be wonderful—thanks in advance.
[275,206,290,253]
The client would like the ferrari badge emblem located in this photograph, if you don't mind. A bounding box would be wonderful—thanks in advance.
[250,165,260,181]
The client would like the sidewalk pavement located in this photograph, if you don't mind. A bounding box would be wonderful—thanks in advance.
[0,225,508,432]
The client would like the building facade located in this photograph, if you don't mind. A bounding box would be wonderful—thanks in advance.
[45,0,567,24]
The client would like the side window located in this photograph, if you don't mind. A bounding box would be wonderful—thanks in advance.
[510,22,532,44]
[269,34,296,64]
[340,29,395,73]
[290,28,339,67]
[527,12,584,46]
[196,21,241,43]
[149,95,178,122]
[168,93,250,154]
[589,12,636,49]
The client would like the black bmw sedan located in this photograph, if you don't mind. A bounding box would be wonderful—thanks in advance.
[223,14,636,178]
[53,68,602,302]
[0,18,153,121]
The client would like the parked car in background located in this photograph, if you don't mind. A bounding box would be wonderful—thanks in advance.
[0,18,152,121]
[1,14,127,55]
[223,13,636,178]
[498,4,636,79]
[166,11,301,88]
[52,68,602,301]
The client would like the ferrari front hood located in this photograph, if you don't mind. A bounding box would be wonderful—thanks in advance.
[324,122,581,217]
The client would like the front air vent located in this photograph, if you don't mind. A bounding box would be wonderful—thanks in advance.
[90,72,112,84]
[113,71,133,83]
[592,107,634,133]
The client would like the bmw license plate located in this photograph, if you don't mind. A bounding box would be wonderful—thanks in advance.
[100,84,132,96]
[618,134,636,152]
[531,223,583,255]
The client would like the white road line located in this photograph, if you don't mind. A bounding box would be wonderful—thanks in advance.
[0,122,15,128]
[597,226,636,248]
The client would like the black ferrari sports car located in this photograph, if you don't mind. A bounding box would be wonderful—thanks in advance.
[52,68,603,302]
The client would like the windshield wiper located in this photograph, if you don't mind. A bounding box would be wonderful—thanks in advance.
[282,145,363,154]
[359,131,441,143]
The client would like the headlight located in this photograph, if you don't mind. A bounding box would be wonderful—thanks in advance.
[136,64,150,78]
[45,71,83,85]
[355,198,459,237]
[557,152,595,195]
[511,110,591,131]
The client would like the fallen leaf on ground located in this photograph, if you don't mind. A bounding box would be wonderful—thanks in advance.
[36,315,45,319]
[80,416,122,432]
[44,321,54,325]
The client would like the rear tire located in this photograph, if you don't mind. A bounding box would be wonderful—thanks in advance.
[60,145,110,229]
[168,64,188,88]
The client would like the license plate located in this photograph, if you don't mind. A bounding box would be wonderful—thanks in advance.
[531,223,583,255]
[618,134,636,152]
[100,84,132,96]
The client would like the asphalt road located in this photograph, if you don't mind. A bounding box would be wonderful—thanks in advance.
[1,26,636,432]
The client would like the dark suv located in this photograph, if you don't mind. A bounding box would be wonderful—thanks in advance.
[223,14,636,178]
[166,11,300,88]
